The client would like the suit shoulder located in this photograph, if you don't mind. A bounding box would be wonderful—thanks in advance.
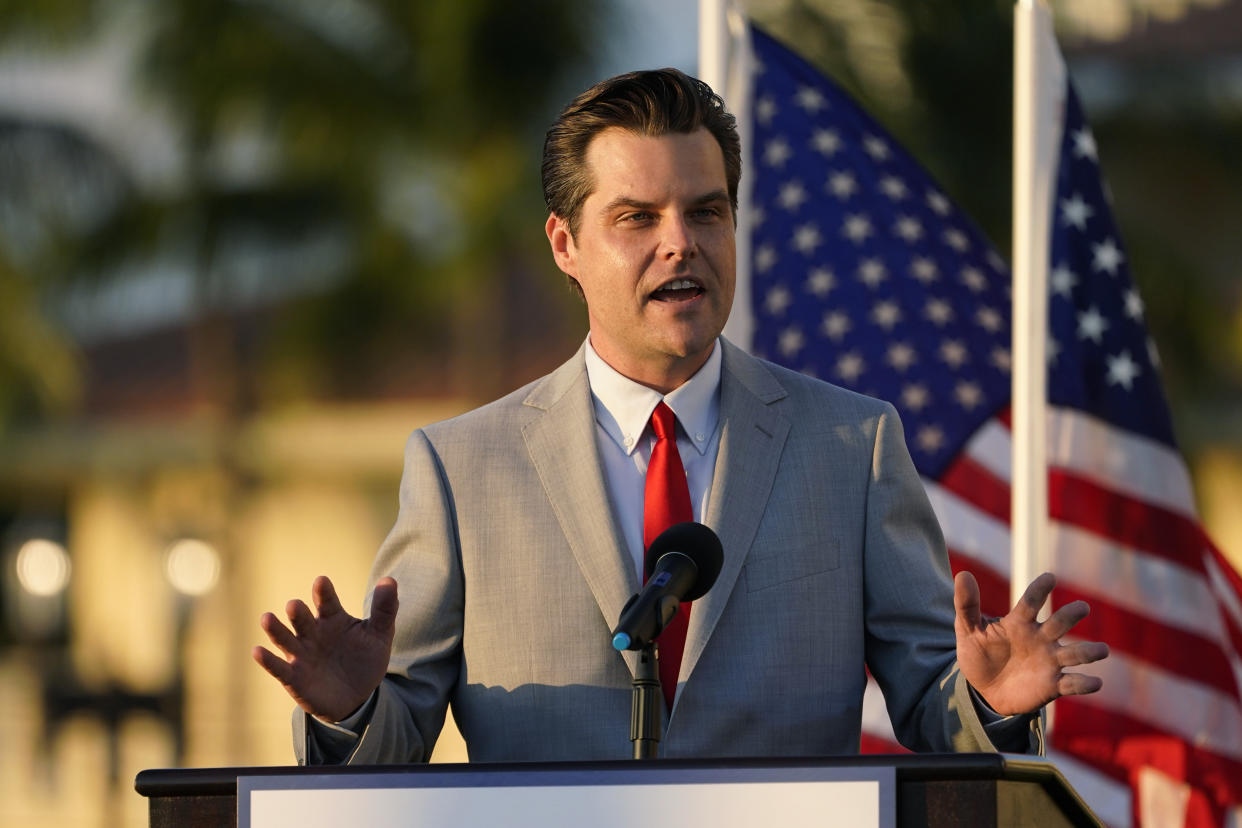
[744,352,898,423]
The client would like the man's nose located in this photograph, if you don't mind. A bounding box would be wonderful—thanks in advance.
[660,216,697,259]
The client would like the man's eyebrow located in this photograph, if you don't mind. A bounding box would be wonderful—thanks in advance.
[600,190,731,214]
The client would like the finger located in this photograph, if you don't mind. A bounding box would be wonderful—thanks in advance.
[369,577,400,638]
[1057,640,1110,668]
[312,575,345,619]
[260,611,303,658]
[954,571,983,632]
[252,645,294,684]
[286,598,316,638]
[1012,572,1056,623]
[1042,600,1090,640]
[1057,671,1104,697]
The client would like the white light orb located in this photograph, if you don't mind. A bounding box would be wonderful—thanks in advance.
[165,538,221,597]
[15,539,71,597]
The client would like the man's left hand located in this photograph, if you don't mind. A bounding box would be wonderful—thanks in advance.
[955,571,1109,716]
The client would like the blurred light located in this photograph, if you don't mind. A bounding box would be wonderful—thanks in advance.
[165,539,220,597]
[15,539,72,597]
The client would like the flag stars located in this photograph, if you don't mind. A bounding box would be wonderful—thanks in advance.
[879,176,909,200]
[764,137,794,168]
[857,258,888,288]
[943,229,970,253]
[756,95,778,126]
[955,381,983,410]
[828,171,858,199]
[910,257,938,283]
[901,383,931,411]
[836,351,867,383]
[1077,306,1109,343]
[792,222,823,254]
[778,181,808,211]
[863,135,891,160]
[1092,238,1125,275]
[755,244,778,273]
[987,250,1007,274]
[812,128,842,156]
[975,306,1003,333]
[779,326,806,357]
[1106,350,1141,390]
[821,311,851,340]
[924,298,954,326]
[991,347,1012,373]
[939,339,969,369]
[805,268,835,297]
[1060,193,1094,230]
[916,425,946,453]
[926,189,951,216]
[959,266,987,292]
[765,285,793,316]
[894,216,923,242]
[1072,128,1098,162]
[887,342,917,372]
[795,85,827,112]
[1050,264,1078,298]
[871,300,902,330]
[1124,289,1145,321]
[842,213,873,243]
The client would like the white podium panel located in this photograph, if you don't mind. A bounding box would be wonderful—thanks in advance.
[239,765,895,828]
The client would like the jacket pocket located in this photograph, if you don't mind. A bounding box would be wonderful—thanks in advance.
[743,536,840,592]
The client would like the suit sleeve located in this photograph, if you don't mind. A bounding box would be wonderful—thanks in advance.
[861,402,1042,754]
[294,428,464,765]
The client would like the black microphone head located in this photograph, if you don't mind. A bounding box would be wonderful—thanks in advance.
[644,521,723,601]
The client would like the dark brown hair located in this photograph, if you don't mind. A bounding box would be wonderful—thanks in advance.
[542,68,741,237]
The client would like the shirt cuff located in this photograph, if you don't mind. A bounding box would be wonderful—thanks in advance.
[968,684,1038,753]
[305,690,379,764]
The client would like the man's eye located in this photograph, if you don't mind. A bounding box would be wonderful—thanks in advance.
[623,212,653,222]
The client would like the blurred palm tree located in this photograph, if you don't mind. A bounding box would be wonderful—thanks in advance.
[0,0,596,426]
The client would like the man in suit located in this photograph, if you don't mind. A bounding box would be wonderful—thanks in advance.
[254,68,1108,764]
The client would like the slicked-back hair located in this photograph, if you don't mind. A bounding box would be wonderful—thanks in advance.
[542,68,741,238]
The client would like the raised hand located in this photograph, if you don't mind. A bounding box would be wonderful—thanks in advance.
[954,571,1109,716]
[253,575,399,723]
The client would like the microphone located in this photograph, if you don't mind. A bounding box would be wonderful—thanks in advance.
[611,522,723,651]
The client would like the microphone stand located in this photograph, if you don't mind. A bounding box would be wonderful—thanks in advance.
[629,643,661,759]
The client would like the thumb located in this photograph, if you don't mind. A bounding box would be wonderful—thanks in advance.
[953,570,983,632]
[369,577,400,637]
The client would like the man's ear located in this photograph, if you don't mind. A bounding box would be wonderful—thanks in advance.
[545,213,578,279]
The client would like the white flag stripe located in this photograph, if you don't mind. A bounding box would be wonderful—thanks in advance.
[1075,649,1242,762]
[1206,553,1242,634]
[861,677,897,742]
[961,408,1198,525]
[1051,523,1226,642]
[923,479,1012,576]
[1047,408,1197,518]
[962,418,1013,481]
[1047,749,1132,828]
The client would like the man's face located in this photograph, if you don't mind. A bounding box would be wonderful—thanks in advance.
[545,127,736,392]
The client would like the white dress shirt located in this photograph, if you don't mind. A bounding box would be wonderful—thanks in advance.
[583,336,722,577]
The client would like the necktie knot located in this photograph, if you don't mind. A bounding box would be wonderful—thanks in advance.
[651,401,677,442]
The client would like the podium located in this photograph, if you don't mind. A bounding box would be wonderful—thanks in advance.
[136,754,1100,827]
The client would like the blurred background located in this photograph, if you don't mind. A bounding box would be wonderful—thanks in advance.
[0,0,1238,824]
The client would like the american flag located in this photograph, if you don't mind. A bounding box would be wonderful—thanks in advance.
[743,25,1242,827]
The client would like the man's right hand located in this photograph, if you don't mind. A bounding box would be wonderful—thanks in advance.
[253,575,399,723]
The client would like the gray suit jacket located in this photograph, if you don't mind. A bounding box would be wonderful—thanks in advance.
[295,339,1036,763]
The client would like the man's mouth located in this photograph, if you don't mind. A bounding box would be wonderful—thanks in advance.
[650,278,705,303]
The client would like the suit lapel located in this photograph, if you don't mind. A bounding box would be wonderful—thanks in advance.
[679,342,790,690]
[521,347,641,673]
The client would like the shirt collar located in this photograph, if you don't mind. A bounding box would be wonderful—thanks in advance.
[584,336,722,457]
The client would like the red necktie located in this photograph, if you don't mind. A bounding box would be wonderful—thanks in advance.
[643,401,693,711]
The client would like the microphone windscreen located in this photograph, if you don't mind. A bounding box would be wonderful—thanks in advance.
[644,521,723,601]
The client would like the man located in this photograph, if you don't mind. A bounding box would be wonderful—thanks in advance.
[254,69,1108,764]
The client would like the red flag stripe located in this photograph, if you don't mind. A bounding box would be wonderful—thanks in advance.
[1053,699,1242,808]
[1053,583,1240,697]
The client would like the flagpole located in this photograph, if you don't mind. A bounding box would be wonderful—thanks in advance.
[1011,0,1060,611]
[701,0,755,351]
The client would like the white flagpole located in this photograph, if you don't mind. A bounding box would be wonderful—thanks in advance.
[1011,0,1063,611]
[701,0,755,351]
